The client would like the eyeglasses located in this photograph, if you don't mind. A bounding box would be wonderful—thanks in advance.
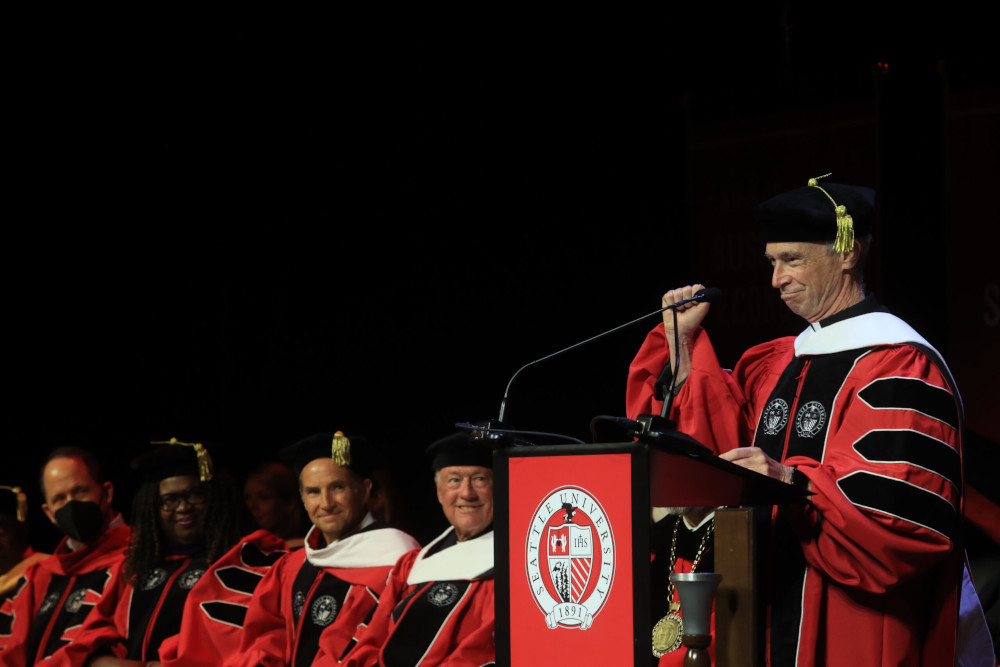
[440,473,492,490]
[158,488,208,512]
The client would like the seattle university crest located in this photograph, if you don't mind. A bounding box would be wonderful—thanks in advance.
[525,486,615,630]
[761,398,790,435]
[795,400,827,438]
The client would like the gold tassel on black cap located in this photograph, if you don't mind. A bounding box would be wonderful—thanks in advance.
[0,485,28,522]
[149,437,215,482]
[808,173,855,253]
[331,431,351,468]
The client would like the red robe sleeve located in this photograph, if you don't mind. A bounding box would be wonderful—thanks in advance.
[626,324,756,455]
[234,534,403,667]
[0,527,128,667]
[158,530,289,667]
[230,549,301,667]
[0,566,37,665]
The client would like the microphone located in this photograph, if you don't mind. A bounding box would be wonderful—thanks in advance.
[668,287,722,309]
[496,288,723,424]
[654,287,723,428]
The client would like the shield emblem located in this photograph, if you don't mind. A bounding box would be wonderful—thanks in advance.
[547,524,593,603]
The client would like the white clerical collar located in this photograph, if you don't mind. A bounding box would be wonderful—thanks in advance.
[305,513,417,569]
[682,511,715,531]
[793,308,963,417]
[794,312,934,357]
[406,527,493,585]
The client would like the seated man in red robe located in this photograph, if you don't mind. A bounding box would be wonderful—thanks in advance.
[233,432,419,666]
[338,431,496,667]
[0,446,129,666]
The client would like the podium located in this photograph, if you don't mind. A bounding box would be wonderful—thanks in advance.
[493,436,807,666]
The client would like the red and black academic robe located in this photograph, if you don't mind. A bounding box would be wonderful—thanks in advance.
[54,547,211,665]
[157,529,290,667]
[234,517,419,667]
[338,527,496,667]
[0,521,129,666]
[627,299,990,666]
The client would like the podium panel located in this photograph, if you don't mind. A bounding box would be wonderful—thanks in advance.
[493,437,803,666]
[494,443,651,666]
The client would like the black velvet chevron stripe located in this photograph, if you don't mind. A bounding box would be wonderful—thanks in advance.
[201,600,249,627]
[853,430,961,487]
[838,472,957,539]
[858,378,958,429]
[0,608,12,636]
[216,566,264,595]
[240,541,287,568]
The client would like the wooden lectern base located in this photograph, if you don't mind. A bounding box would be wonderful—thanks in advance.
[713,507,763,667]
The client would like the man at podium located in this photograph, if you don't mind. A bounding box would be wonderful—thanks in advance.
[627,177,993,665]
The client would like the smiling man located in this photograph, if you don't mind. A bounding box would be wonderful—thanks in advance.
[338,431,496,667]
[626,177,993,665]
[234,432,418,666]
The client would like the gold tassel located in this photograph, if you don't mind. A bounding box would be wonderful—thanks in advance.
[331,431,352,468]
[16,488,26,523]
[808,174,855,253]
[149,437,215,482]
[0,485,28,522]
[833,205,855,253]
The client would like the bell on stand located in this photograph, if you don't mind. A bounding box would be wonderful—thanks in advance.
[670,572,722,667]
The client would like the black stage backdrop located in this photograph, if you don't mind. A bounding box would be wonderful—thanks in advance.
[7,9,997,549]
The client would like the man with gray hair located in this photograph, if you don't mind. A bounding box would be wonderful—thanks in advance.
[627,176,993,665]
[338,431,496,667]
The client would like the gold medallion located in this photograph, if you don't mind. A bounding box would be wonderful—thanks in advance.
[651,610,683,657]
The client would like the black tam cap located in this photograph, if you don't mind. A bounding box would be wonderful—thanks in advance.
[755,176,875,251]
[279,432,380,480]
[131,438,214,483]
[425,432,493,471]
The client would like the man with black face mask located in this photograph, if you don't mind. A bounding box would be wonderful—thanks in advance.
[0,446,130,665]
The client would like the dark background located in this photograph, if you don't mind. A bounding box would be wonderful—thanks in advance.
[8,9,998,549]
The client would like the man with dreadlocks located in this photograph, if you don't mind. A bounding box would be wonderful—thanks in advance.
[232,432,419,667]
[54,438,243,666]
[0,446,129,666]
